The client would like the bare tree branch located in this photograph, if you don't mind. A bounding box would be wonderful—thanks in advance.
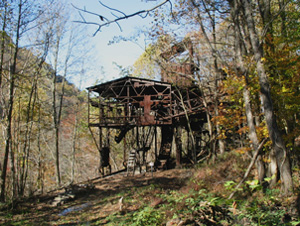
[228,138,268,200]
[72,0,172,36]
[98,1,127,18]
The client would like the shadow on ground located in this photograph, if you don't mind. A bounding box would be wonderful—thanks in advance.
[0,168,192,225]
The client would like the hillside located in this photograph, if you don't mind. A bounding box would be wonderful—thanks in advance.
[0,31,100,199]
[1,152,299,226]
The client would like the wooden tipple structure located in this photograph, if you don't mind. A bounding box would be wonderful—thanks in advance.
[87,38,207,176]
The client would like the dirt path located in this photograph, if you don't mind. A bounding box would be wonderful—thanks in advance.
[0,168,194,225]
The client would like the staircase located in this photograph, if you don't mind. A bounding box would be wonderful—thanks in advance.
[127,149,138,176]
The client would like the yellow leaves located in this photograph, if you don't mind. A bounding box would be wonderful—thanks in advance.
[222,74,245,96]
[212,115,227,126]
[237,126,248,135]
[265,140,272,149]
[216,132,227,140]
[256,123,269,138]
[262,156,270,163]
[222,67,229,76]
[235,147,252,154]
[282,86,288,93]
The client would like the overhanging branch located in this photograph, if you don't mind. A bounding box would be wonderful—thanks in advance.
[72,0,171,36]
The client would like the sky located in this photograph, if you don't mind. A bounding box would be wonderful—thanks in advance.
[68,0,164,88]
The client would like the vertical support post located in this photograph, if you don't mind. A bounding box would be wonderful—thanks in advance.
[175,126,182,167]
[155,125,157,161]
[99,127,103,148]
[187,129,190,158]
[123,133,127,167]
[107,128,110,147]
[98,93,101,126]
[136,126,139,150]
[99,127,103,175]
[88,90,90,125]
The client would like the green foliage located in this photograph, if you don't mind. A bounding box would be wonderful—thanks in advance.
[262,1,300,155]
[159,189,188,204]
[3,153,300,225]
[245,179,262,192]
[185,190,225,210]
[132,44,160,79]
[233,188,300,226]
[132,206,163,226]
[238,203,286,226]
[224,180,238,191]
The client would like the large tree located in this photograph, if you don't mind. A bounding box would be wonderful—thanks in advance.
[0,0,47,201]
[237,0,293,194]
[0,0,97,202]
[136,0,295,193]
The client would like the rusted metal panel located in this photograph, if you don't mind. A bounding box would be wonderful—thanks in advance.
[87,77,172,128]
[160,37,198,88]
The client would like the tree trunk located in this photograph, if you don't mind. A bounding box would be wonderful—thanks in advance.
[243,85,266,184]
[0,1,8,87]
[215,107,225,155]
[190,0,224,158]
[0,0,22,202]
[71,110,78,183]
[52,36,61,186]
[241,0,293,194]
[174,86,197,163]
[196,74,215,162]
[230,0,267,186]
[37,106,44,194]
[19,64,40,196]
[53,24,74,186]
[174,126,182,166]
[268,148,278,187]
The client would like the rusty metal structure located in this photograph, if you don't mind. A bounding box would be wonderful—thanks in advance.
[88,77,172,128]
[87,37,207,176]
